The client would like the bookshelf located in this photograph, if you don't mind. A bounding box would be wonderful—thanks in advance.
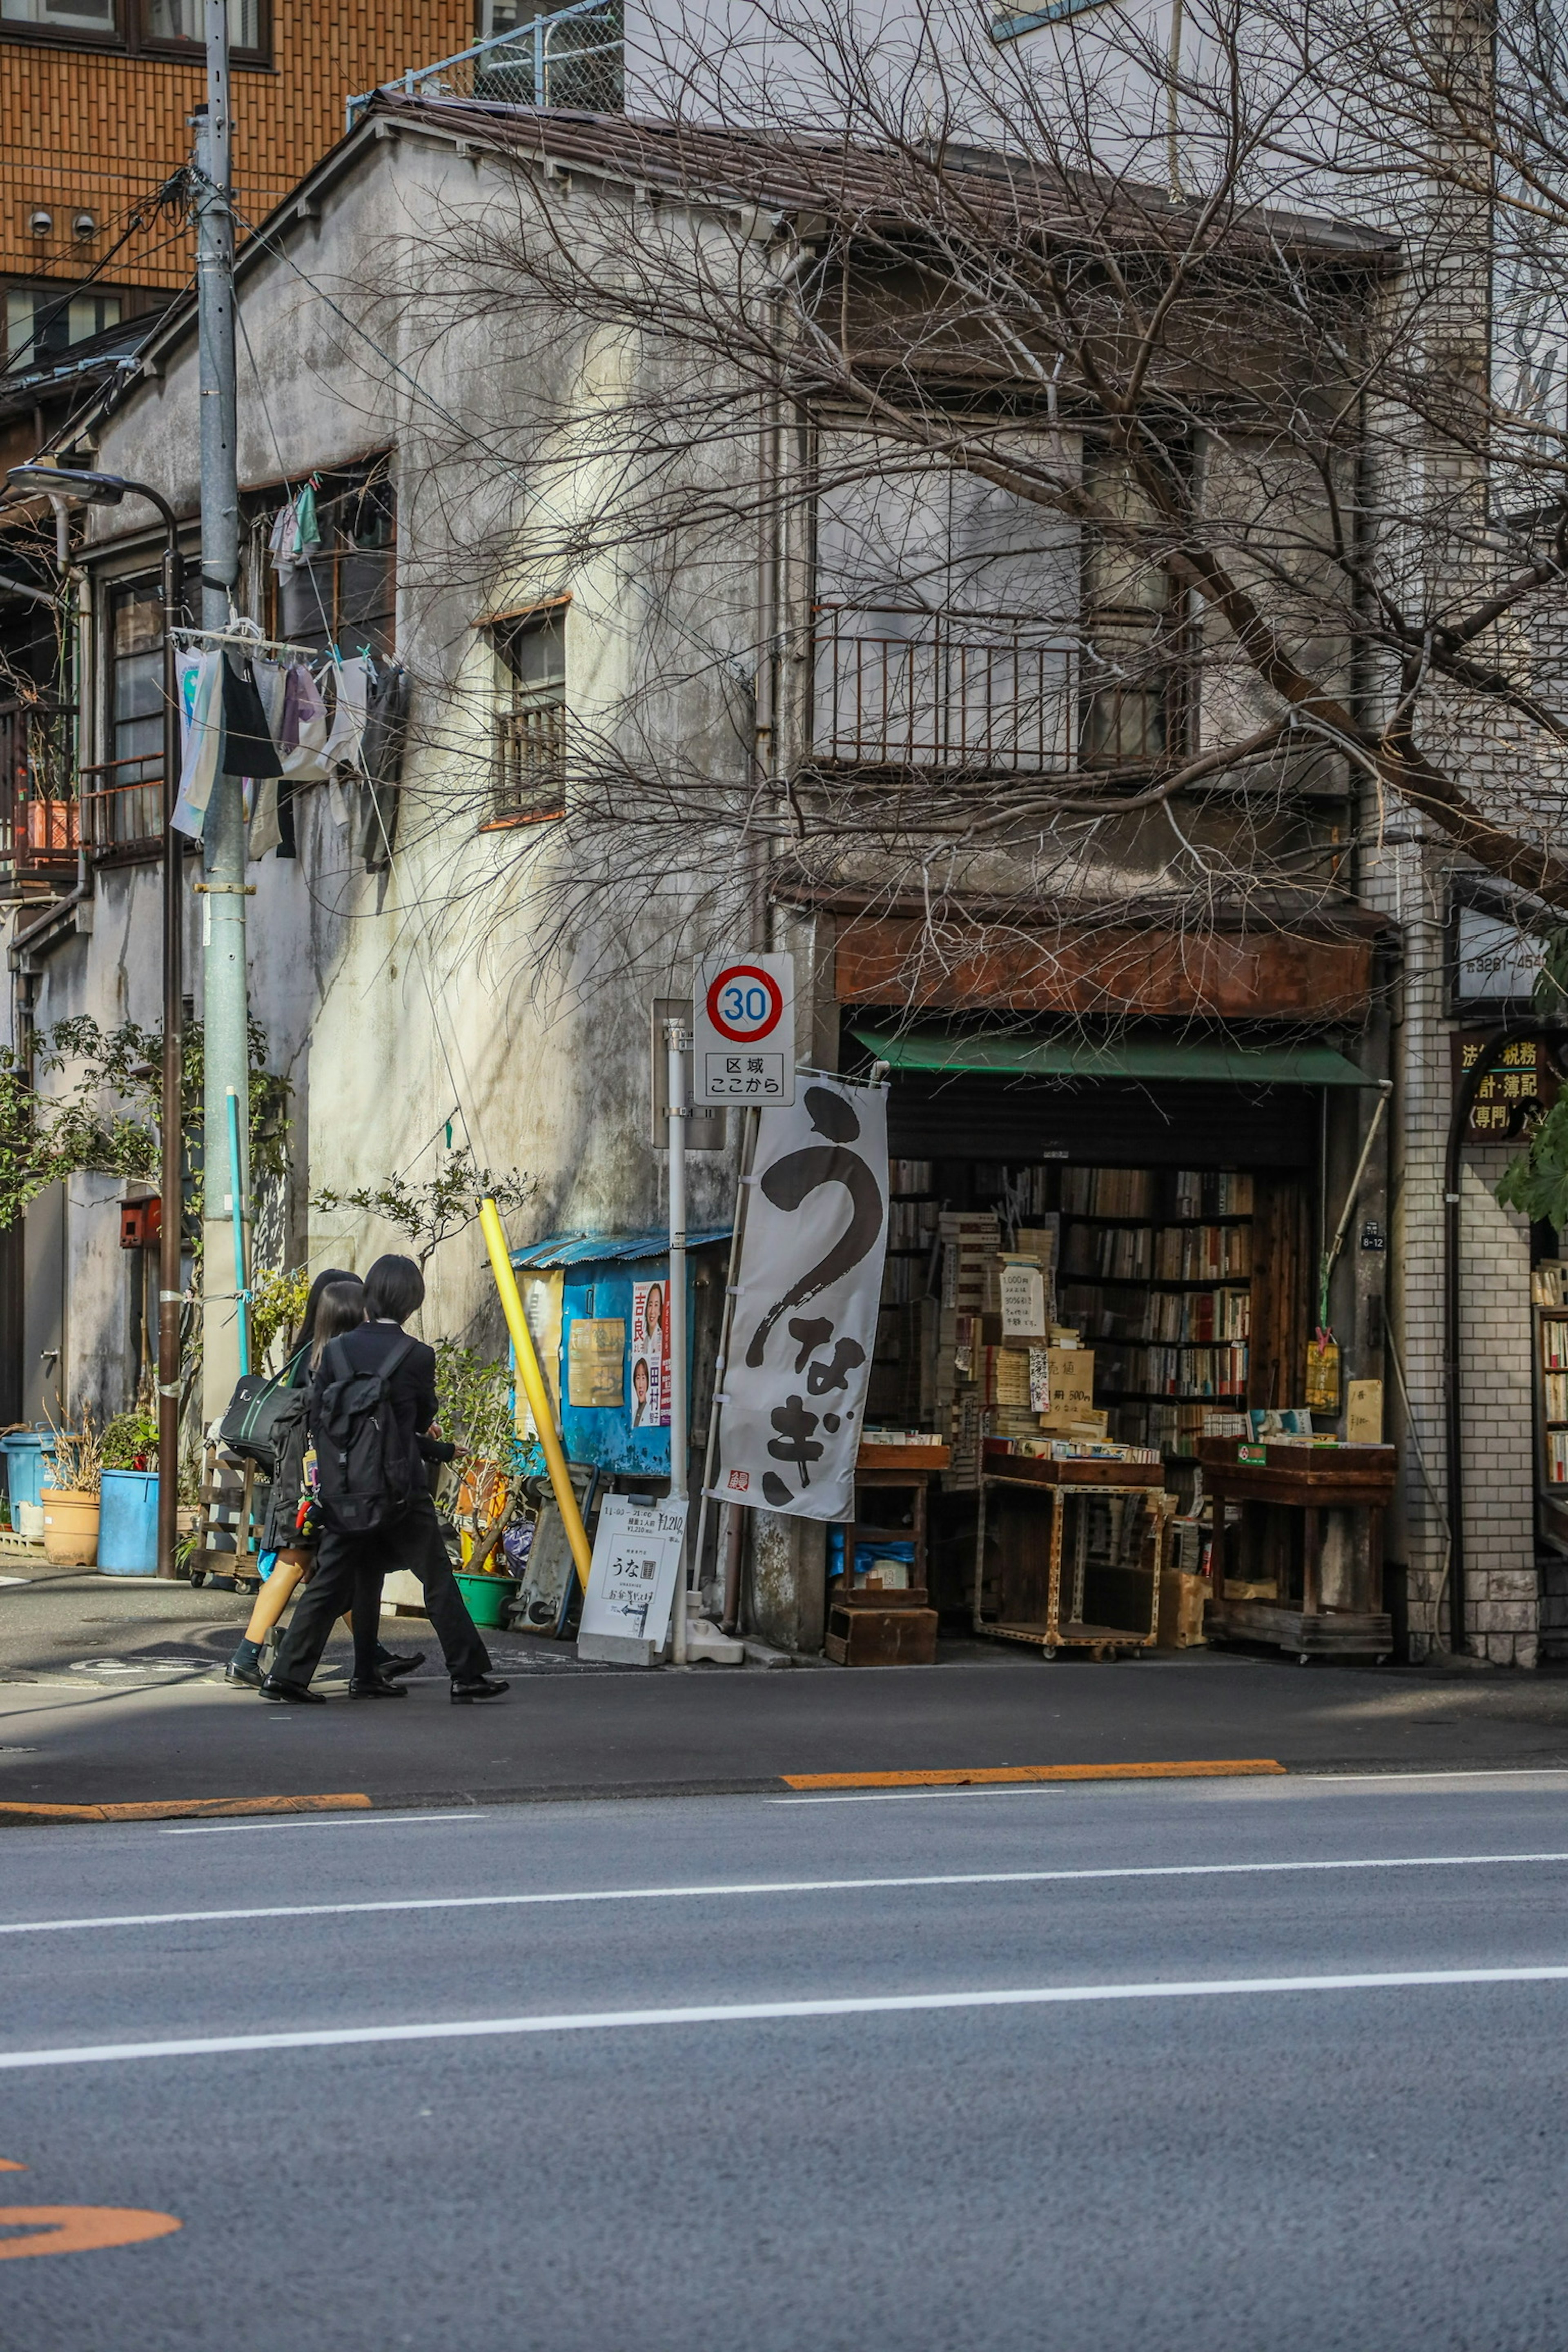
[1057,1169,1255,1450]
[1535,1301,1568,1508]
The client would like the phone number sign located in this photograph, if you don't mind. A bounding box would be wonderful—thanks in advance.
[694,954,796,1106]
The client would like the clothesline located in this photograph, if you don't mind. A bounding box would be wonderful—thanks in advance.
[171,622,319,664]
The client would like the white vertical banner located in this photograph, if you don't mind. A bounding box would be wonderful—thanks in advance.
[713,1074,889,1521]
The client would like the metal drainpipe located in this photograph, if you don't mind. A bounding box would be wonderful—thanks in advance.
[1443,1019,1533,1654]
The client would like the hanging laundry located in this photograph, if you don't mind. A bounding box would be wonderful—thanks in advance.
[278,661,330,781]
[171,647,223,838]
[361,662,409,871]
[266,482,322,586]
[322,655,372,832]
[219,650,284,784]
[244,657,287,861]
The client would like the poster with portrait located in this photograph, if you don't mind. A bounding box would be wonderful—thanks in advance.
[713,1074,889,1522]
[630,1280,670,1430]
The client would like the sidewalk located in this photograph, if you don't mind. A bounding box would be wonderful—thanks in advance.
[6,1568,1568,1812]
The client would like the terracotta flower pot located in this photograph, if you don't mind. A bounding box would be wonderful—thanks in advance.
[42,1487,100,1567]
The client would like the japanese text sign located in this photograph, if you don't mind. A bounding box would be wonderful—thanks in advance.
[693,954,796,1107]
[713,1074,889,1521]
[578,1494,689,1650]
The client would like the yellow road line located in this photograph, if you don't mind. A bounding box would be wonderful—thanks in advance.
[780,1761,1287,1790]
[0,1793,372,1825]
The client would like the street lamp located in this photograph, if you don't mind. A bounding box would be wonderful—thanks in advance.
[7,463,186,1581]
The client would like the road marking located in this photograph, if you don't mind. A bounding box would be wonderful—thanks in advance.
[1305,1770,1568,1783]
[771,1788,1067,1806]
[161,1813,482,1837]
[0,2205,181,2258]
[0,1793,371,1826]
[780,1762,1286,1789]
[3,1849,1567,1939]
[0,2159,24,2170]
[5,1964,1568,2071]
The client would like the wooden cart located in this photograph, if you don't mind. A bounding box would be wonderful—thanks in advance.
[1197,1437,1396,1662]
[973,1453,1165,1658]
[824,1443,949,1667]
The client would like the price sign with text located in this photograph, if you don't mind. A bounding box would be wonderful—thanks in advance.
[693,954,796,1107]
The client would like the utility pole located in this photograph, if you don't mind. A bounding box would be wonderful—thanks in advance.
[666,1013,690,1664]
[193,0,249,1422]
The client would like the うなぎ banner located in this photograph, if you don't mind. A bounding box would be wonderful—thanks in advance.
[713,1073,889,1522]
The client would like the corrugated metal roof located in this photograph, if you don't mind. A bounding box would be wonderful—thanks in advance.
[510,1226,732,1269]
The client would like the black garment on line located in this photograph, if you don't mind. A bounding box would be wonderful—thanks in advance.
[218,651,284,782]
[361,662,409,871]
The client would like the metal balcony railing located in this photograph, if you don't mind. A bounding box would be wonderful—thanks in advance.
[81,757,163,860]
[347,0,624,127]
[811,608,1079,771]
[0,701,80,898]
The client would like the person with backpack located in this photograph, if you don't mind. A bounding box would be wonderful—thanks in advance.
[223,1272,424,1689]
[258,1253,508,1705]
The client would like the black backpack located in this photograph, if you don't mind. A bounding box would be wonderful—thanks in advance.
[219,1347,310,1470]
[310,1332,423,1535]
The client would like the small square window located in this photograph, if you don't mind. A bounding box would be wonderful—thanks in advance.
[1,0,117,31]
[488,606,566,825]
[5,286,121,374]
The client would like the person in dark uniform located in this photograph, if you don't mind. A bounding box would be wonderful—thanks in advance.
[258,1254,508,1706]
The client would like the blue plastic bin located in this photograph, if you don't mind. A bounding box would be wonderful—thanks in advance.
[826,1531,917,1583]
[2,1430,56,1512]
[97,1468,159,1576]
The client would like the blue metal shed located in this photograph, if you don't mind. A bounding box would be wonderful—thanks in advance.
[510,1227,731,1475]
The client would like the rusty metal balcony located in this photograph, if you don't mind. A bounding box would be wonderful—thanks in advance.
[0,700,80,900]
[811,608,1079,773]
[81,756,163,864]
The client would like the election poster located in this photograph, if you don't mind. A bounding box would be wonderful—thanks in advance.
[630,1281,670,1428]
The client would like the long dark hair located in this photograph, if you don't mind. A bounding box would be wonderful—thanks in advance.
[290,1267,357,1359]
[309,1279,367,1369]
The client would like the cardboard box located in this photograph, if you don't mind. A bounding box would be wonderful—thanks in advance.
[1157,1568,1208,1648]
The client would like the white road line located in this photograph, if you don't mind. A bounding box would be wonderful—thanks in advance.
[1304,1770,1568,1783]
[770,1788,1065,1806]
[161,1814,485,1837]
[5,1964,1568,2070]
[3,1849,1568,1938]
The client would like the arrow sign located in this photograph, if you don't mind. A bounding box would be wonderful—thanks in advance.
[693,954,796,1107]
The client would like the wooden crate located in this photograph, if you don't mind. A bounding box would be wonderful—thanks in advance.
[825,1602,939,1666]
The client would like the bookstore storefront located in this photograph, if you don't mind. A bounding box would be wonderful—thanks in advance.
[844,1023,1382,1641]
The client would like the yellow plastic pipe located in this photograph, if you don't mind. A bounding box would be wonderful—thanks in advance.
[479,1198,592,1590]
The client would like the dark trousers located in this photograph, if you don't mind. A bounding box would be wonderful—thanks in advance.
[270,1494,491,1688]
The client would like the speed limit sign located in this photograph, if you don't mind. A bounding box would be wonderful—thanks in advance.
[693,953,796,1107]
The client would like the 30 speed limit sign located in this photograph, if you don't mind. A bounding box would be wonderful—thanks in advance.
[693,953,796,1107]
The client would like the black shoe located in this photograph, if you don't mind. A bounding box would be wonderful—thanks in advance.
[258,1675,326,1705]
[350,1675,408,1699]
[376,1649,425,1679]
[225,1656,264,1688]
[450,1674,510,1703]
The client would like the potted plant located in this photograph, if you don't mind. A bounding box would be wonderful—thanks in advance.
[434,1342,527,1628]
[41,1407,104,1567]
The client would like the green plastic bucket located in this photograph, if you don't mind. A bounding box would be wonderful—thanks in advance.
[454,1571,519,1629]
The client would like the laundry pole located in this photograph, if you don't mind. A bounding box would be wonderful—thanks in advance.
[194,0,250,1422]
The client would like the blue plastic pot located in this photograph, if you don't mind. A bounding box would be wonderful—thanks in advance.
[97,1468,159,1576]
[2,1430,56,1512]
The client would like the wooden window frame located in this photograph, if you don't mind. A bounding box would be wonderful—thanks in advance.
[0,0,271,62]
[260,454,396,664]
[484,599,568,829]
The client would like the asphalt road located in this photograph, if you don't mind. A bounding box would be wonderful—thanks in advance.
[12,1570,1568,1806]
[4,1772,1568,2348]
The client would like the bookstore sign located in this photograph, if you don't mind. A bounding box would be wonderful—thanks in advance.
[1451,1033,1559,1138]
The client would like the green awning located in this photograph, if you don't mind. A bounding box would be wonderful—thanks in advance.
[852,1023,1377,1087]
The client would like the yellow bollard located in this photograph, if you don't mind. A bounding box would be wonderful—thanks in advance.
[479,1198,593,1591]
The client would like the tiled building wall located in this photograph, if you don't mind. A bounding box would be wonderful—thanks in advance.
[1364,836,1540,1664]
[0,2,471,290]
